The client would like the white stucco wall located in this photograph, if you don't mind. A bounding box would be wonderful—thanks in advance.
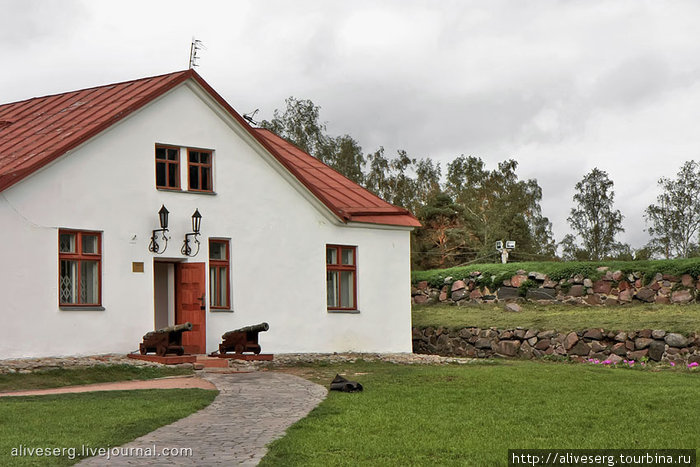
[0,81,413,359]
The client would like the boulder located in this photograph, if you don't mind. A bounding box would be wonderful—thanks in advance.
[537,330,557,339]
[524,329,539,340]
[618,289,632,302]
[651,330,666,339]
[612,270,624,281]
[569,285,585,297]
[583,278,593,288]
[534,339,551,351]
[497,287,521,299]
[648,340,666,361]
[681,274,695,287]
[510,275,528,287]
[451,280,467,292]
[439,292,448,302]
[593,280,612,294]
[583,329,604,340]
[417,280,429,291]
[451,289,469,301]
[634,338,654,350]
[627,349,648,360]
[504,303,522,313]
[569,341,591,356]
[513,329,526,339]
[665,333,688,348]
[611,342,628,356]
[496,340,521,356]
[571,274,584,284]
[414,295,428,304]
[469,289,483,300]
[526,288,557,300]
[564,332,579,350]
[475,338,492,349]
[671,289,693,304]
[614,332,627,342]
[635,288,656,303]
[638,329,652,338]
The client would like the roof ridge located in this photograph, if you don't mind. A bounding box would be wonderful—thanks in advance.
[0,70,191,107]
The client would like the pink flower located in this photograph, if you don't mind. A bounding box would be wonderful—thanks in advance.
[603,360,611,365]
[689,362,699,368]
[670,362,676,367]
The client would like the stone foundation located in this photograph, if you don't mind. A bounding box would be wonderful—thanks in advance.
[413,326,700,364]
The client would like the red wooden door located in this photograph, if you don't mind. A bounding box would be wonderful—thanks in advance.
[175,262,206,354]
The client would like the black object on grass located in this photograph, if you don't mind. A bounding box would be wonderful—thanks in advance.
[330,374,363,392]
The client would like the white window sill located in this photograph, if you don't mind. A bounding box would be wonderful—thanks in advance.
[328,309,360,314]
[210,308,234,313]
[156,188,217,195]
[60,306,106,311]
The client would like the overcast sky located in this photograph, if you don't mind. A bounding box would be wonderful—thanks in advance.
[3,0,700,250]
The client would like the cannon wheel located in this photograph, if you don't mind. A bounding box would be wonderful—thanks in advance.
[234,344,245,354]
[254,347,261,355]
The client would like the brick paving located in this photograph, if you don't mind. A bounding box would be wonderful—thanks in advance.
[77,371,327,466]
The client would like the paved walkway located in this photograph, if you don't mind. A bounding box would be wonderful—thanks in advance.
[77,371,327,466]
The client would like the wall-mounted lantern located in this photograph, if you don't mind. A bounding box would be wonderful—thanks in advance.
[148,205,170,254]
[181,209,202,257]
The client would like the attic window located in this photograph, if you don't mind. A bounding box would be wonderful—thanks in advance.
[155,145,180,189]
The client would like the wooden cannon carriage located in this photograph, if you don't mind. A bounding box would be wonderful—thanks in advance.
[212,322,269,356]
[139,322,192,357]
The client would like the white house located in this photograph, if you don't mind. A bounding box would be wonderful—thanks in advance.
[0,70,420,359]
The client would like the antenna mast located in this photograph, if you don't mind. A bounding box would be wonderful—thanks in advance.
[189,38,205,69]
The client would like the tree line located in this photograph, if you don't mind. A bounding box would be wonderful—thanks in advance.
[262,97,699,267]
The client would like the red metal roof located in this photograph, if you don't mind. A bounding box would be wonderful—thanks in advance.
[0,70,420,228]
[254,128,420,227]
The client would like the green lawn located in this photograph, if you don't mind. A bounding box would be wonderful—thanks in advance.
[0,389,217,466]
[412,303,700,333]
[0,365,193,392]
[262,361,700,466]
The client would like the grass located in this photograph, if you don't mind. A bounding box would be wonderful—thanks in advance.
[0,388,217,466]
[412,303,700,333]
[0,365,194,392]
[262,361,700,466]
[411,258,700,288]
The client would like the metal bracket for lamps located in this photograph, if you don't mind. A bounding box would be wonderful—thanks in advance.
[181,209,202,257]
[148,205,170,254]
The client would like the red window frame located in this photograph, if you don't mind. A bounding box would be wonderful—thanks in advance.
[188,149,213,192]
[209,239,230,309]
[326,245,357,311]
[155,145,180,189]
[58,230,102,306]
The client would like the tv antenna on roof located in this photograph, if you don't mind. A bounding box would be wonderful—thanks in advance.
[189,38,205,69]
[243,109,260,126]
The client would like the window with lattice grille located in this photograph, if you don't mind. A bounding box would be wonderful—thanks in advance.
[59,230,101,306]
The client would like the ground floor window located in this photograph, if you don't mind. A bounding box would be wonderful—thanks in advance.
[326,245,356,310]
[59,230,101,306]
[209,239,230,309]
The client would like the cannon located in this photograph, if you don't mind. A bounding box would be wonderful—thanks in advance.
[215,322,269,356]
[139,322,192,357]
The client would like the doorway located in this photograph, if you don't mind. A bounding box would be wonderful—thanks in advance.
[153,261,206,354]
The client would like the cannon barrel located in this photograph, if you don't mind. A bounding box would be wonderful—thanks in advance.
[223,322,269,338]
[145,322,192,338]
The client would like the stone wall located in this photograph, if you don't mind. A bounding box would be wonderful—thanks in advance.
[413,326,700,364]
[412,267,700,306]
